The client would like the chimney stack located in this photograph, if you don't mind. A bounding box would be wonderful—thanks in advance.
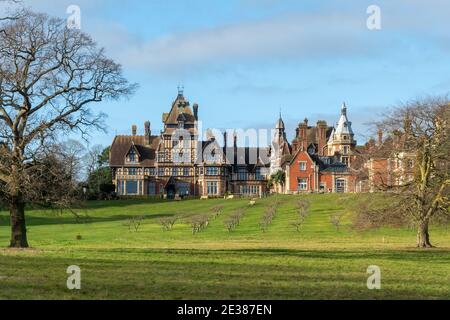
[223,131,227,149]
[377,128,383,146]
[132,124,137,136]
[144,121,151,144]
[193,103,199,121]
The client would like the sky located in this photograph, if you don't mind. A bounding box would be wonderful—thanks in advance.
[2,0,450,147]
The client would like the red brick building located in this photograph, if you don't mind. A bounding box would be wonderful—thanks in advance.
[282,103,360,193]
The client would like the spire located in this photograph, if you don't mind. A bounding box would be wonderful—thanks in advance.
[276,113,285,130]
[335,102,354,136]
[341,102,347,116]
[177,85,184,96]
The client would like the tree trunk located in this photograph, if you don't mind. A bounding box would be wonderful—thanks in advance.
[417,220,433,248]
[9,195,29,248]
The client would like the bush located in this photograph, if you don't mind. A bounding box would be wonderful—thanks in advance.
[124,216,145,232]
[190,215,210,235]
[211,205,224,219]
[159,216,178,231]
[224,208,246,232]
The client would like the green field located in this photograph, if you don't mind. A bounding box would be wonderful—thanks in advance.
[0,194,449,300]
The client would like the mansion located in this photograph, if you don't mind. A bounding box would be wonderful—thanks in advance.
[109,90,414,198]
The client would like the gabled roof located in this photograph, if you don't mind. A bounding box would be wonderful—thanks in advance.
[163,94,196,125]
[110,135,160,167]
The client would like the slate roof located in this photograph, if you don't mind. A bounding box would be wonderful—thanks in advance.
[110,135,160,167]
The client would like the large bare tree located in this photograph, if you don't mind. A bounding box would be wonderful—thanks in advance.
[0,10,136,248]
[364,97,450,248]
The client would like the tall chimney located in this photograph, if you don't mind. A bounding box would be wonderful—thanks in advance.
[223,131,227,149]
[193,103,199,120]
[131,125,137,136]
[377,128,383,146]
[144,121,151,144]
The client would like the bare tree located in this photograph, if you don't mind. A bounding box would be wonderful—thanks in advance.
[125,216,145,232]
[291,199,310,232]
[224,208,246,232]
[190,215,209,235]
[330,213,343,232]
[84,144,103,174]
[159,216,177,232]
[364,97,450,248]
[0,10,136,247]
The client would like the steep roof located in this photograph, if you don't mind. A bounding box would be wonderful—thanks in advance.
[334,102,354,136]
[110,135,160,167]
[164,94,196,125]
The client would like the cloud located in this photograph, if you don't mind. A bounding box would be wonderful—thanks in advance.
[109,12,372,72]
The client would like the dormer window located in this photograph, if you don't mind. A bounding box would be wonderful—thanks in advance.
[127,149,138,163]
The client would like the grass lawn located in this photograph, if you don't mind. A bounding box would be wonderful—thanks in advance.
[0,194,449,300]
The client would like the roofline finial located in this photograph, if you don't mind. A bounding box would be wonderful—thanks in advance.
[341,102,347,116]
[177,85,184,96]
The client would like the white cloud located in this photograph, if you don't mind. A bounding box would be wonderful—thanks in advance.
[111,13,372,72]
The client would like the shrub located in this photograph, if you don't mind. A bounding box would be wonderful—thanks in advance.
[190,215,210,235]
[159,216,178,231]
[125,216,145,232]
[224,208,246,232]
[330,213,343,232]
[211,205,224,219]
[260,206,276,232]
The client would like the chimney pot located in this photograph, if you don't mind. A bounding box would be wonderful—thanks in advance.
[193,103,199,120]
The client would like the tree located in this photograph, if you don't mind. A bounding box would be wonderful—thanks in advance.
[86,146,114,199]
[268,170,285,192]
[0,10,136,248]
[365,97,449,248]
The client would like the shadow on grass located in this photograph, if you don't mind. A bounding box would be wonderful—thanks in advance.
[0,213,178,227]
[1,248,449,299]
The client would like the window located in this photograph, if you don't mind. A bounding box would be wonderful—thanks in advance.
[255,168,264,181]
[126,180,138,195]
[183,167,190,177]
[299,161,307,171]
[158,152,165,162]
[172,167,178,176]
[343,146,349,155]
[148,182,156,195]
[335,179,346,193]
[297,178,308,191]
[117,180,123,195]
[241,185,259,195]
[158,167,164,176]
[128,168,138,175]
[206,167,219,176]
[207,181,218,195]
[176,182,190,196]
[128,149,137,163]
[237,168,248,180]
[342,157,349,166]
[148,168,156,176]
[407,159,414,169]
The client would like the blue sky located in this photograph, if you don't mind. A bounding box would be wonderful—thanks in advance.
[3,0,450,147]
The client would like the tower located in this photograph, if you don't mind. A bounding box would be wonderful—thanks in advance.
[270,113,291,175]
[327,103,356,166]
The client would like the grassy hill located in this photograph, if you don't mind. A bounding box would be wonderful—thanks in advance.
[0,194,449,299]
